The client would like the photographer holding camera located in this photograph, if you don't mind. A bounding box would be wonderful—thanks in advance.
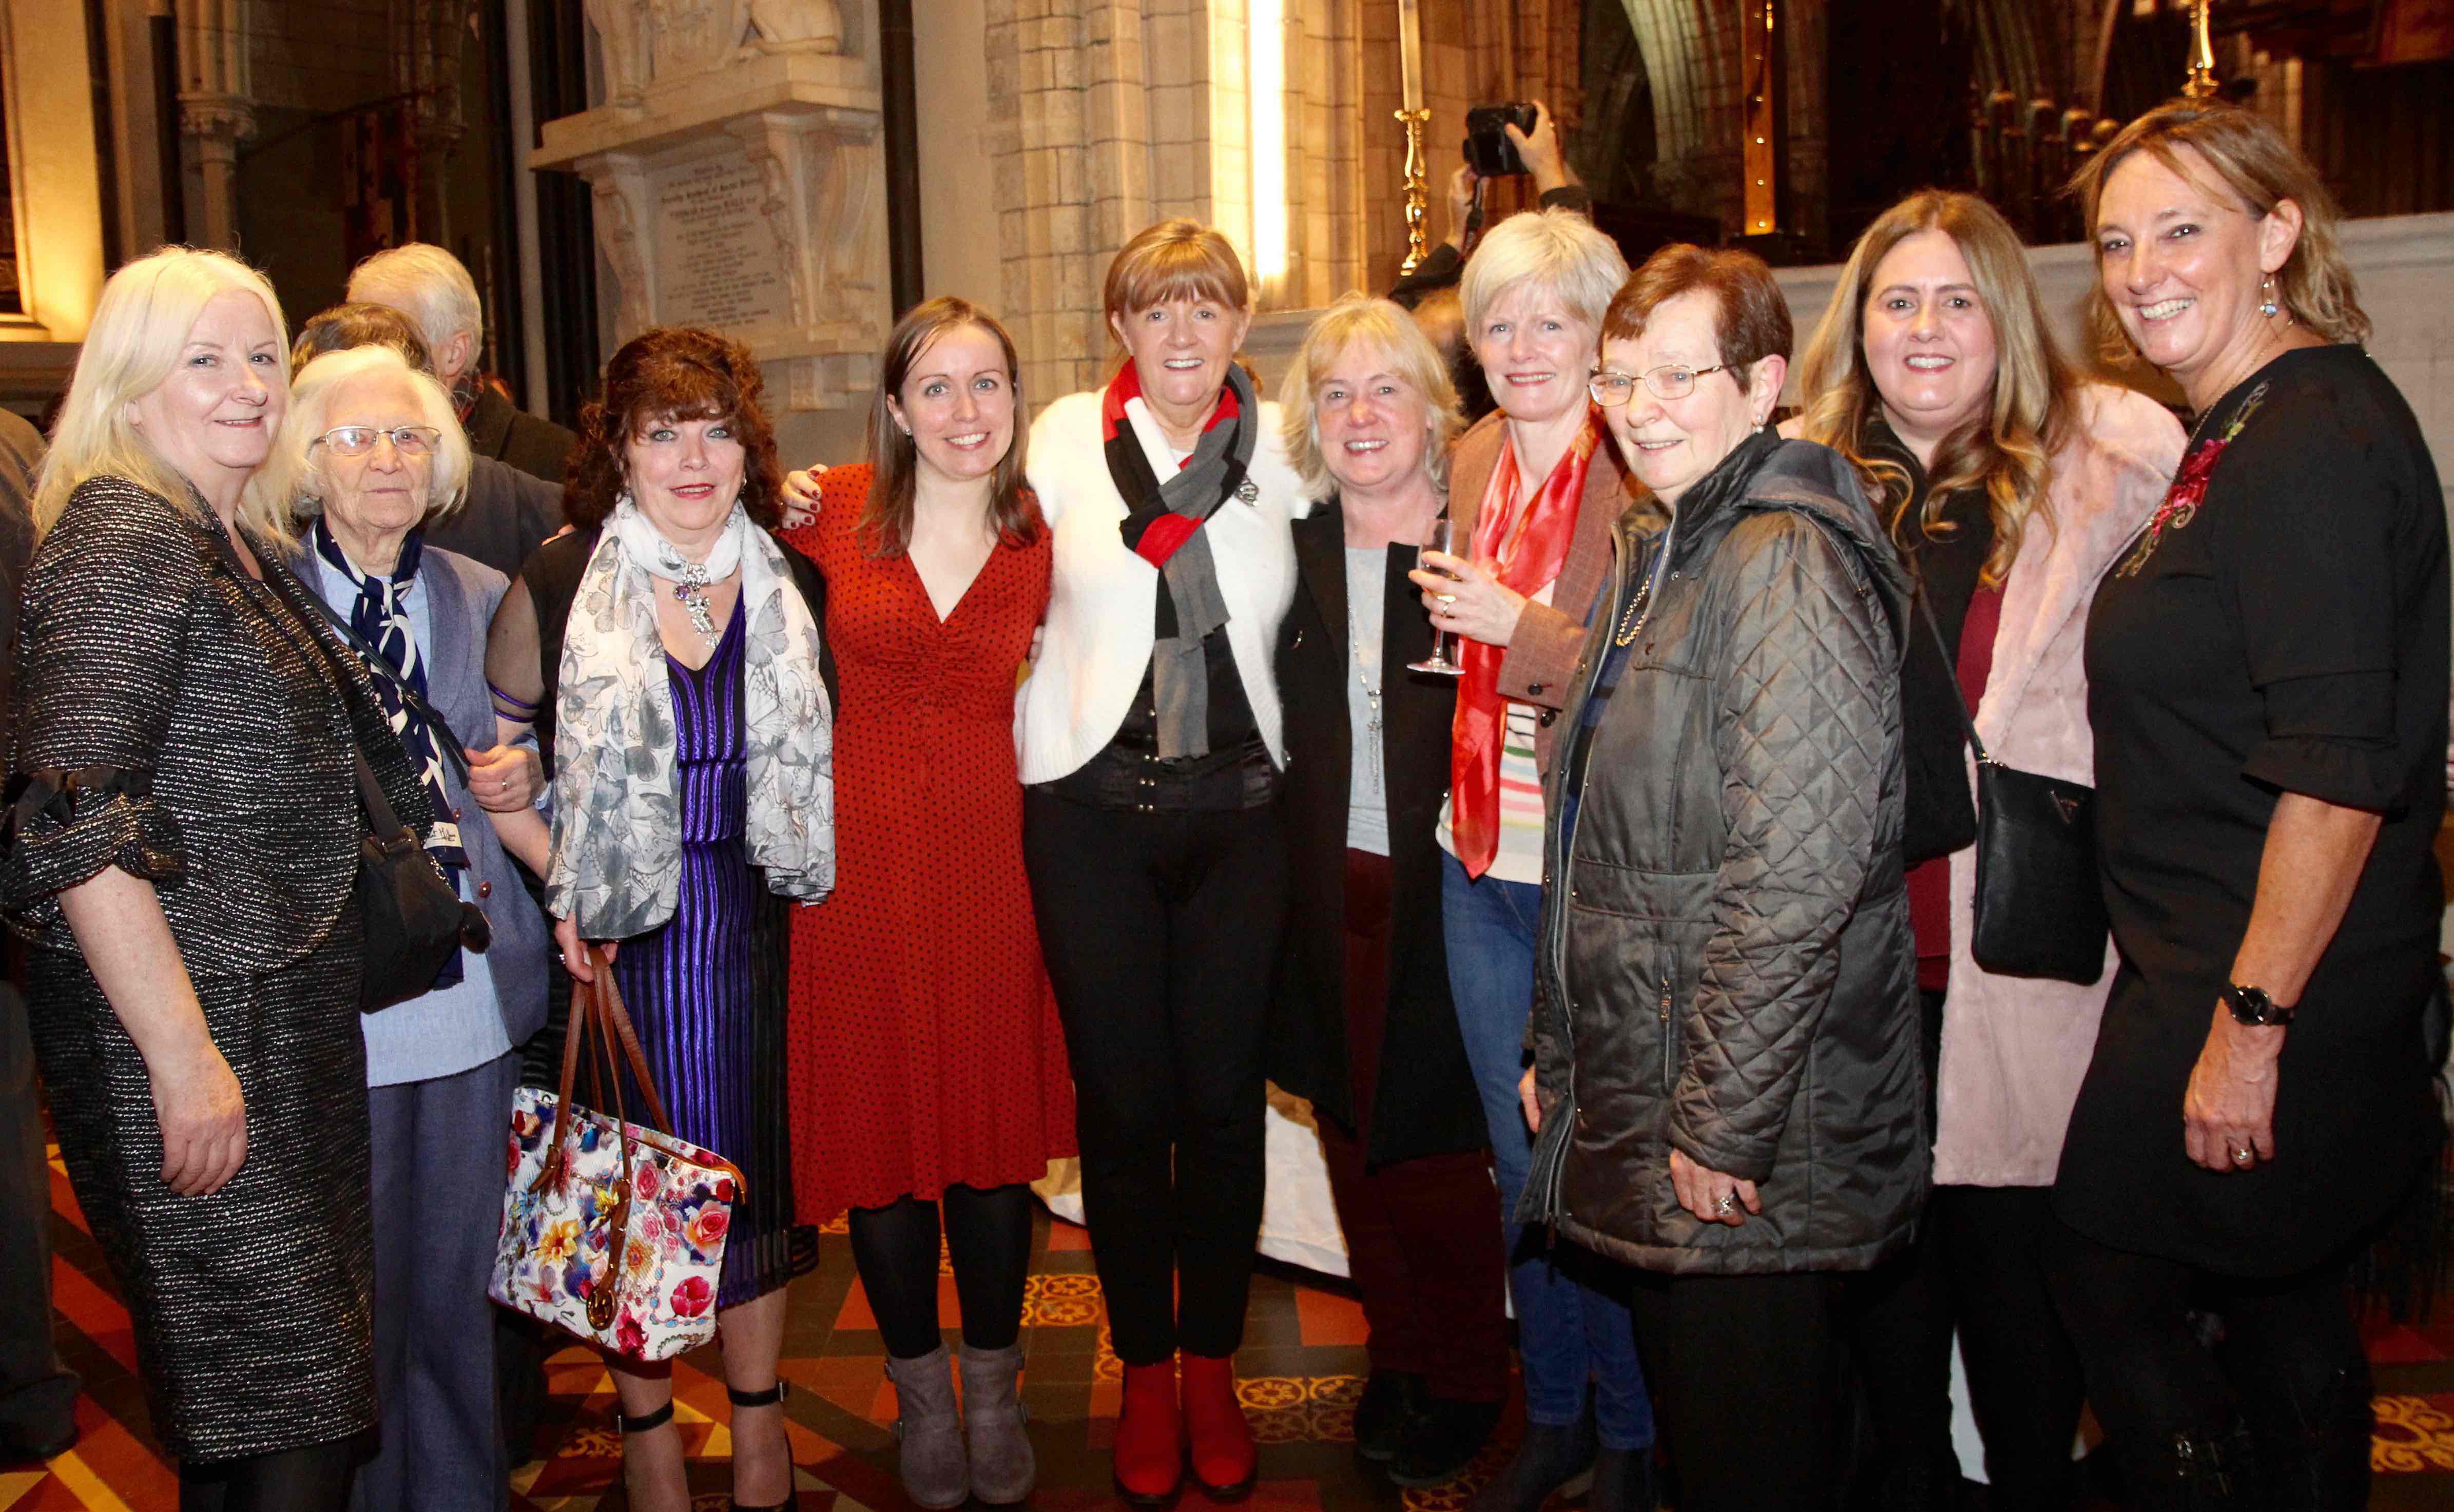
[1390,100,1592,308]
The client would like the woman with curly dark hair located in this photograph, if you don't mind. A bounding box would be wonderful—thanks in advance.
[485,326,837,1512]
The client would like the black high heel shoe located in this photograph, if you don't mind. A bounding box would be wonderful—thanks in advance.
[728,1380,795,1512]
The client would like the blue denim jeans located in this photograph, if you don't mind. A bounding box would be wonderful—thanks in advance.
[1442,851,1655,1449]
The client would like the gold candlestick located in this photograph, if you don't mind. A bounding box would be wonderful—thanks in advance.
[1397,107,1433,275]
[2182,0,2220,100]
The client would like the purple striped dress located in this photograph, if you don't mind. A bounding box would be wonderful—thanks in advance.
[612,600,812,1308]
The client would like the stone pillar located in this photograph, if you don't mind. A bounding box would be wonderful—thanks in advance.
[532,0,885,452]
[176,0,253,251]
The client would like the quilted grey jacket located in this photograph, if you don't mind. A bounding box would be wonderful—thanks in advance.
[1520,431,1925,1274]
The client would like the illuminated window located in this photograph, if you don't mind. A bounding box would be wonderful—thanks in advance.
[1248,0,1286,287]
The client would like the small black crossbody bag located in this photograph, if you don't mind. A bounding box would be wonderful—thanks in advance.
[1917,586,2108,985]
[265,556,491,1011]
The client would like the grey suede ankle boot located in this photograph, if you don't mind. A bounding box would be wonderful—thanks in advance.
[883,1347,968,1509]
[960,1343,1036,1504]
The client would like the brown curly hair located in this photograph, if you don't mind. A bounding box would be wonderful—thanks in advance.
[565,326,784,533]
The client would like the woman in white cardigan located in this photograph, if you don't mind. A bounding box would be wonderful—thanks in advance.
[1786,191,2182,1511]
[1017,219,1308,1504]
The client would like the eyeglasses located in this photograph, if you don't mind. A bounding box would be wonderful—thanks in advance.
[312,424,442,457]
[1588,363,1734,406]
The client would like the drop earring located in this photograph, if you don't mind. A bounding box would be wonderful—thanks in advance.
[2259,275,2281,319]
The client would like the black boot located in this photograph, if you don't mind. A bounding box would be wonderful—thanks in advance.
[1465,1409,1598,1512]
[1354,1370,1427,1463]
[1586,1445,1658,1512]
[2249,1365,2373,1512]
[1386,1398,1503,1487]
[2124,1422,2260,1511]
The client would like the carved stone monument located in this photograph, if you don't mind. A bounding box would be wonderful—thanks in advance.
[531,0,883,430]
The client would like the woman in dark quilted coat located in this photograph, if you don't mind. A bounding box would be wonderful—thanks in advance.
[1514,245,1922,1511]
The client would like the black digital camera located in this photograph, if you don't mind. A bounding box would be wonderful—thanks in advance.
[1463,102,1539,178]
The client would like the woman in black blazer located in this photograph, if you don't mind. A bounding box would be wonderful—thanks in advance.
[1269,296,1509,1489]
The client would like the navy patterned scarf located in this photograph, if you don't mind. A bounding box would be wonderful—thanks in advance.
[314,517,469,989]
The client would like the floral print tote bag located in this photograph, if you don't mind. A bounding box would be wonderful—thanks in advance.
[490,948,742,1360]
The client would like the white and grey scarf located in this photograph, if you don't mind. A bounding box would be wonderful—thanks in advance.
[546,497,834,938]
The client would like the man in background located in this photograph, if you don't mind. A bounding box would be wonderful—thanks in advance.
[348,243,577,487]
[0,406,81,1467]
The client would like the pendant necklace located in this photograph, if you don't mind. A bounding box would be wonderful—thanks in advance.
[672,561,719,646]
[1349,581,1384,792]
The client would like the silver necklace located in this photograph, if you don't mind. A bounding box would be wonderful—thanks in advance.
[1348,577,1383,791]
[671,563,719,646]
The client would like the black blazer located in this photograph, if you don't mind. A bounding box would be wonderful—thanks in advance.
[1269,502,1486,1168]
[467,387,578,488]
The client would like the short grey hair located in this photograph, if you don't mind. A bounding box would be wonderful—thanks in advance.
[263,345,472,526]
[1277,294,1462,500]
[1459,208,1630,339]
[346,242,484,357]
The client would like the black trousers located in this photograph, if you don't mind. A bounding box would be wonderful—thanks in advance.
[1629,1270,1842,1512]
[1844,990,2084,1511]
[2046,1222,2371,1507]
[1022,790,1287,1366]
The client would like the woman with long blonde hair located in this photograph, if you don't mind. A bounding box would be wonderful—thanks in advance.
[1789,191,2183,1510]
[6,247,434,1508]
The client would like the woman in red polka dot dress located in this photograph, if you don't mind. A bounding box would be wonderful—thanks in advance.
[782,298,1074,1507]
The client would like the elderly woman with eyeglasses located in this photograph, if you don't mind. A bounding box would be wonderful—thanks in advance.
[260,343,554,1512]
[1518,245,1922,1511]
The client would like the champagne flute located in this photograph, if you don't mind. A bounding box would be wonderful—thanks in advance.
[1408,512,1465,675]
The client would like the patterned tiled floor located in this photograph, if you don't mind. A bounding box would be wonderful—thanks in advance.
[13,1141,2454,1509]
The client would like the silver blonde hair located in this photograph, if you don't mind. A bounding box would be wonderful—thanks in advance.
[346,242,485,356]
[32,246,291,540]
[1278,293,1462,499]
[1459,207,1630,339]
[263,345,471,528]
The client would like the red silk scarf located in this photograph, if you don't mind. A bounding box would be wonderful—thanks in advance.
[1448,408,1605,877]
[1102,361,1244,567]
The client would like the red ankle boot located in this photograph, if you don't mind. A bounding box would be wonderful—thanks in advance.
[1179,1351,1256,1498]
[1114,1357,1183,1505]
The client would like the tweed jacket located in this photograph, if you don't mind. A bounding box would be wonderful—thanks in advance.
[5,476,429,974]
[291,539,553,1048]
[1445,408,1659,777]
[1522,435,1922,1275]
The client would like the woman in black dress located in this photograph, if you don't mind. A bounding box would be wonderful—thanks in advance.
[6,249,430,1509]
[2058,101,2447,1507]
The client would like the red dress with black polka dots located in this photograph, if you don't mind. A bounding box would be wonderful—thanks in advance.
[783,467,1076,1219]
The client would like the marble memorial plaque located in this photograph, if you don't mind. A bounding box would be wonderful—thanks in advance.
[653,154,789,330]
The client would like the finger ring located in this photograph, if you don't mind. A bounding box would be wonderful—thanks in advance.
[1436,593,1457,607]
[1714,1192,1736,1215]
[2231,1146,2254,1166]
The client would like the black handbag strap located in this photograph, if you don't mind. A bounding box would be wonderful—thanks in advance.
[292,580,473,787]
[259,551,432,849]
[1909,570,1994,768]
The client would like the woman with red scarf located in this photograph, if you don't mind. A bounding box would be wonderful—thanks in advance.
[1405,208,1661,1512]
[1015,220,1310,1502]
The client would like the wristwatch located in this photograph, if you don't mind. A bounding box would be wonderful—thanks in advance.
[2221,982,2296,1028]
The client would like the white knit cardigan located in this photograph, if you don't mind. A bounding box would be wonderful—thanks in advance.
[1015,387,1312,785]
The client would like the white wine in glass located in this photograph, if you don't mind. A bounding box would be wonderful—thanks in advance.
[1408,513,1464,675]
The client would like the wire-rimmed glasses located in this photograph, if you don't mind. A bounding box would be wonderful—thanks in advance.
[311,424,443,457]
[1588,363,1733,407]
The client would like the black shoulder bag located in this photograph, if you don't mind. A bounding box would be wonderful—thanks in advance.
[268,558,491,1011]
[1917,585,2108,985]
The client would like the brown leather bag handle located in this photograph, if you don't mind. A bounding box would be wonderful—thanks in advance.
[591,960,674,1136]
